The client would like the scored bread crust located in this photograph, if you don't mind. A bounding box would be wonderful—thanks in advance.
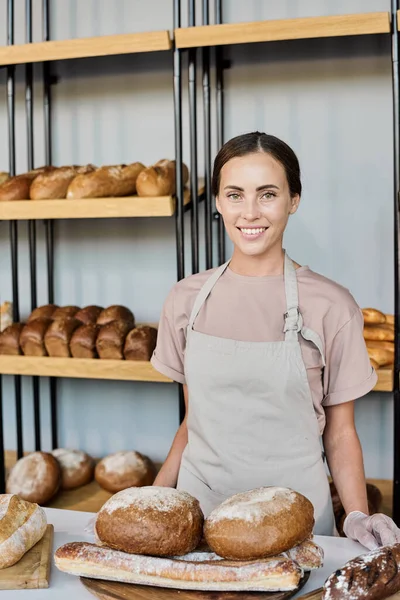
[54,541,302,592]
[0,495,47,569]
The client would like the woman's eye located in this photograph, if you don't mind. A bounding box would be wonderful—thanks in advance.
[261,192,275,200]
[228,193,241,201]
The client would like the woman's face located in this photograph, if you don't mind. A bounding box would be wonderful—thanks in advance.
[216,152,300,257]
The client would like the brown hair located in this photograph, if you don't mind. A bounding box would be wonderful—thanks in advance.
[212,131,302,198]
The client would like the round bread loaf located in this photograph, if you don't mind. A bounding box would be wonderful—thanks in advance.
[204,487,314,560]
[6,452,61,505]
[95,450,156,492]
[95,486,204,556]
[52,448,94,490]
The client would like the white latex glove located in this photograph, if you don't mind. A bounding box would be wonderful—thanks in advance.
[343,511,400,550]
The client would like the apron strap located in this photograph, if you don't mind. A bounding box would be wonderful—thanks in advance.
[188,262,230,329]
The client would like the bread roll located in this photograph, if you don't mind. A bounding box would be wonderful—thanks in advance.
[51,449,94,490]
[51,305,80,320]
[0,172,9,185]
[44,317,81,357]
[54,541,302,592]
[204,487,314,560]
[155,159,189,186]
[124,325,157,361]
[30,164,95,199]
[0,323,24,355]
[6,452,61,504]
[27,303,58,322]
[136,165,176,196]
[362,308,386,325]
[95,486,204,556]
[70,323,100,358]
[95,450,156,493]
[323,543,400,600]
[20,318,52,356]
[96,321,133,359]
[0,495,47,569]
[74,305,103,325]
[96,305,134,326]
[0,301,13,332]
[363,324,394,342]
[66,162,145,199]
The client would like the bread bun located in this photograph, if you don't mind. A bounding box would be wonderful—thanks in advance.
[70,323,100,358]
[0,323,24,355]
[96,321,133,359]
[363,324,394,342]
[52,449,94,490]
[204,487,314,560]
[124,325,157,361]
[96,305,134,327]
[362,308,386,325]
[6,452,61,504]
[51,305,80,320]
[95,450,156,493]
[0,494,47,569]
[74,305,103,325]
[27,304,58,322]
[44,317,81,357]
[20,318,52,356]
[95,486,204,556]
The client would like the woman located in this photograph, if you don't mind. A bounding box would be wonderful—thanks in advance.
[151,131,400,549]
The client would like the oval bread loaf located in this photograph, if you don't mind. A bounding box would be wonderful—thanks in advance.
[95,486,204,556]
[95,450,155,493]
[52,448,94,490]
[362,308,386,325]
[6,452,61,504]
[367,346,394,367]
[363,324,394,342]
[204,486,314,560]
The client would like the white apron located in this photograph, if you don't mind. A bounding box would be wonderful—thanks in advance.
[176,252,335,535]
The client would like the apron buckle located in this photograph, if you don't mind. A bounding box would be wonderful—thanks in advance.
[283,307,303,333]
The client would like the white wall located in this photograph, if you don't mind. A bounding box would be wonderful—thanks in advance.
[0,0,395,477]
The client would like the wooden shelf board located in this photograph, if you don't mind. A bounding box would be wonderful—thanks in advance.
[175,12,390,49]
[374,367,394,392]
[0,31,171,66]
[0,356,172,383]
[0,190,191,221]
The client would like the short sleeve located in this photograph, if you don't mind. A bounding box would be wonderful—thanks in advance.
[151,287,187,384]
[322,308,378,406]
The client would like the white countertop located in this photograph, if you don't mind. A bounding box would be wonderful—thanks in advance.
[5,507,367,599]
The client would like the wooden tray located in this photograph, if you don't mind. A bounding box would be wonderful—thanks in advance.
[81,571,310,600]
[0,524,53,590]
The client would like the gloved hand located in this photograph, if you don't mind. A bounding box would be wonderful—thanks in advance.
[343,511,400,550]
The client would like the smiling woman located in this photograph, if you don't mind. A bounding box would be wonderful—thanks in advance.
[150,132,400,550]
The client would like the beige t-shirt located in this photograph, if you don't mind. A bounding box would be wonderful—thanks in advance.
[151,264,377,433]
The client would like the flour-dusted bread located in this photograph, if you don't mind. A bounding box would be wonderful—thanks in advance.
[0,495,47,569]
[94,450,156,493]
[204,487,315,560]
[6,452,61,504]
[95,486,204,557]
[52,449,94,490]
[29,164,95,199]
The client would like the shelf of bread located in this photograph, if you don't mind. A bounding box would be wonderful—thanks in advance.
[175,12,390,49]
[363,309,395,393]
[0,31,171,66]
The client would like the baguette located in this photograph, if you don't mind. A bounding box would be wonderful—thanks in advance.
[386,314,395,326]
[0,167,55,201]
[363,324,394,342]
[367,346,394,367]
[54,541,302,592]
[362,308,386,325]
[66,163,145,199]
[30,164,95,199]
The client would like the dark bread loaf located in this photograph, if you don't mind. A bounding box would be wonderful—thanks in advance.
[51,306,80,321]
[20,318,52,356]
[0,323,24,355]
[27,304,58,322]
[96,305,134,327]
[44,318,81,357]
[124,325,157,361]
[66,163,145,199]
[323,544,400,600]
[70,323,100,358]
[96,321,132,359]
[74,305,103,325]
[29,165,96,199]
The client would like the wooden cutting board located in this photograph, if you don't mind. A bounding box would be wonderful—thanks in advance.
[0,524,53,590]
[81,571,310,600]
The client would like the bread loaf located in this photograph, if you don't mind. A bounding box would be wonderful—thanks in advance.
[27,303,58,322]
[323,543,400,600]
[124,325,157,361]
[386,314,395,326]
[51,449,94,490]
[70,324,100,358]
[96,321,132,359]
[0,167,54,201]
[362,308,386,325]
[95,450,156,493]
[74,305,103,325]
[66,163,145,199]
[30,164,95,199]
[95,486,204,557]
[0,323,24,355]
[285,539,324,571]
[96,305,134,327]
[136,165,175,196]
[44,317,81,357]
[6,452,61,504]
[367,346,394,367]
[155,159,189,185]
[0,495,47,569]
[364,324,394,342]
[20,318,52,356]
[0,172,9,185]
[204,487,314,560]
[51,305,80,320]
[54,541,302,592]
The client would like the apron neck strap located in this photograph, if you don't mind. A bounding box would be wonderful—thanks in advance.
[283,251,303,341]
[188,262,230,329]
